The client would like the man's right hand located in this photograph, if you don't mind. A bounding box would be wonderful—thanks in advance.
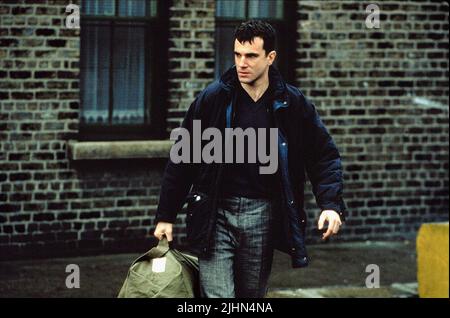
[154,222,173,242]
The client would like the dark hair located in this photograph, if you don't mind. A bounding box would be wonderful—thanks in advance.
[234,20,276,55]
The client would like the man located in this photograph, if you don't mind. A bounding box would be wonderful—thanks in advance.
[154,20,347,298]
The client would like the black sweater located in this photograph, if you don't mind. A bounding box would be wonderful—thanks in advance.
[221,83,279,199]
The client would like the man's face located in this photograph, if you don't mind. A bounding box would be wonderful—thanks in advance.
[234,37,276,85]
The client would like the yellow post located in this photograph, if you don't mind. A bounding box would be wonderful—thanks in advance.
[417,222,449,298]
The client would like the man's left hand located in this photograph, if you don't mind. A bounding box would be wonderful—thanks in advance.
[318,210,342,240]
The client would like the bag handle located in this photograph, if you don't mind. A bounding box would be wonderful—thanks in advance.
[150,235,170,258]
[130,236,171,265]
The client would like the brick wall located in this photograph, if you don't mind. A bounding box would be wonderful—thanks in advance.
[0,0,448,260]
[297,1,449,240]
[166,0,216,132]
[0,0,86,258]
[0,0,167,259]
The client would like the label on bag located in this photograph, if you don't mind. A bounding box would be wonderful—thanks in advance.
[152,257,167,273]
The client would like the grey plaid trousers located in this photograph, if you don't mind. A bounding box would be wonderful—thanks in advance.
[199,195,275,298]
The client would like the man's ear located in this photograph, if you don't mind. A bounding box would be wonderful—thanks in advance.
[268,50,277,65]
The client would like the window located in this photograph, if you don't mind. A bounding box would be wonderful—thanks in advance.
[215,0,297,83]
[80,0,168,140]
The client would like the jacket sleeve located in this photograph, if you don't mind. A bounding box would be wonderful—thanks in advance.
[154,97,200,225]
[303,99,347,221]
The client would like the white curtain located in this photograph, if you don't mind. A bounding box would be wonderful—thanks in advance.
[82,0,157,17]
[81,25,110,124]
[81,24,146,124]
[82,0,115,15]
[249,0,283,19]
[216,0,283,19]
[81,0,148,125]
[119,0,146,16]
[112,26,145,124]
[216,0,245,18]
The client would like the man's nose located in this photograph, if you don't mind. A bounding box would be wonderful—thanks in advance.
[237,56,247,68]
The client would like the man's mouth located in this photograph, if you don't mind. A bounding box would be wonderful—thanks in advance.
[238,72,250,76]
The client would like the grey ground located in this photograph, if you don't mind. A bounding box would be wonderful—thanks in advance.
[0,240,418,298]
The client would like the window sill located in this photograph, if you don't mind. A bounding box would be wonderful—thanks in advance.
[67,140,173,161]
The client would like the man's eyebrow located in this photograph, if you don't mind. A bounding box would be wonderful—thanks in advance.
[234,51,259,56]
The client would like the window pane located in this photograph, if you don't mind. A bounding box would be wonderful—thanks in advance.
[215,25,236,79]
[81,0,115,16]
[112,26,146,124]
[119,0,145,17]
[80,25,110,124]
[248,0,283,19]
[118,0,157,17]
[216,0,245,18]
[148,0,158,16]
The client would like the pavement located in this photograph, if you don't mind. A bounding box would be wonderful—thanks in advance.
[267,282,418,298]
[0,240,418,298]
[266,239,418,298]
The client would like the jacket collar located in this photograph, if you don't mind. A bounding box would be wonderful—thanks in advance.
[219,65,289,109]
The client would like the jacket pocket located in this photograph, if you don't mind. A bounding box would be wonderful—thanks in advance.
[185,192,210,245]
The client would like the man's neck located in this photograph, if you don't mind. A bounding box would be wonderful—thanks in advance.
[240,71,270,102]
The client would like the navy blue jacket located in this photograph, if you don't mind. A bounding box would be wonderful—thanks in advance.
[155,66,347,268]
